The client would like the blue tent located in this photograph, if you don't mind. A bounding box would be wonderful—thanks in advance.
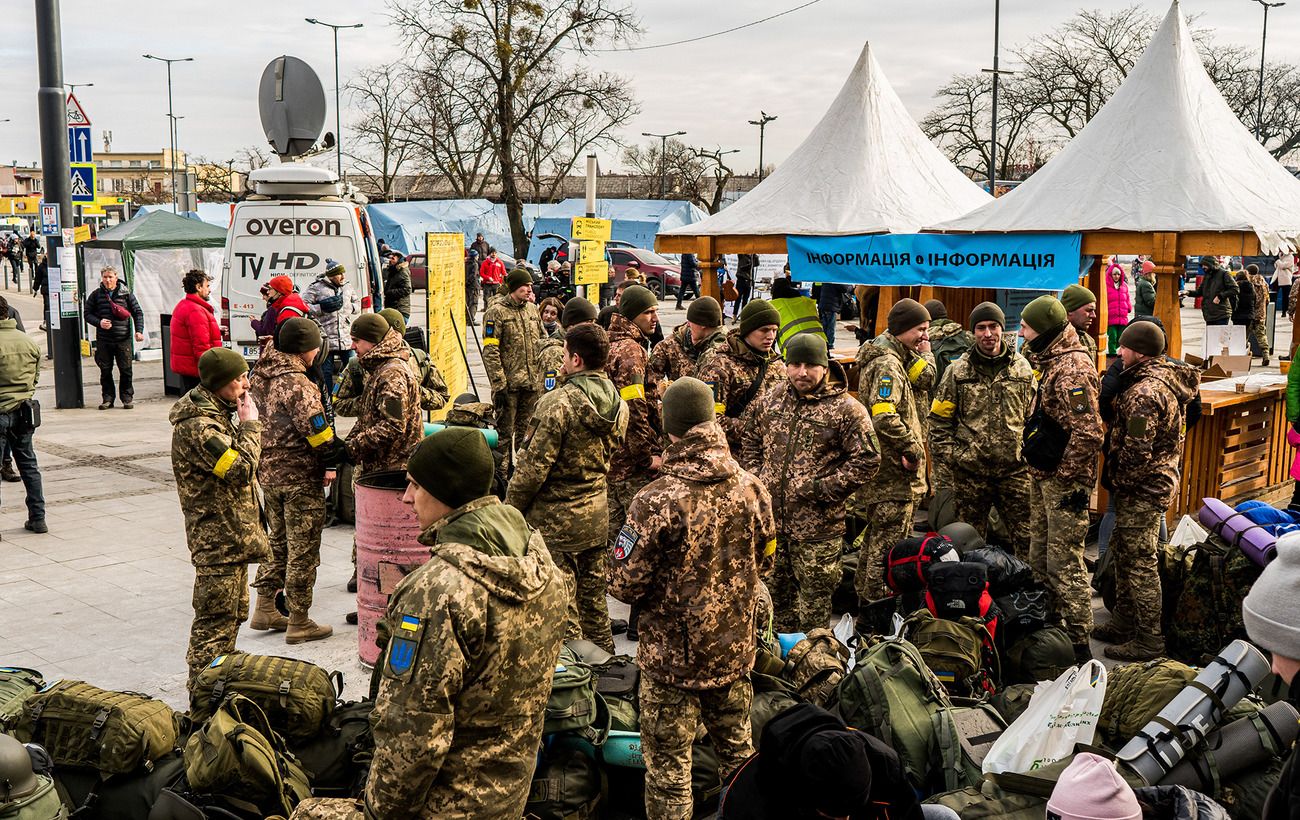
[366,200,533,256]
[525,199,707,265]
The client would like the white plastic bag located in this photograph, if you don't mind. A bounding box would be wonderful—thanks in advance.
[982,660,1108,775]
[832,613,857,670]
[1169,515,1208,549]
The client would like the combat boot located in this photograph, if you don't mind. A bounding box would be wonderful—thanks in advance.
[286,614,333,645]
[249,593,287,631]
[1103,634,1165,662]
[1091,617,1134,645]
[0,459,19,483]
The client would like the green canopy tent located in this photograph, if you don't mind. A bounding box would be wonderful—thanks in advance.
[79,210,227,352]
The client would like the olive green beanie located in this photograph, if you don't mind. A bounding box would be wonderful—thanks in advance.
[739,299,780,336]
[1060,284,1097,313]
[686,296,723,327]
[1020,295,1068,333]
[619,285,658,320]
[561,297,598,328]
[887,298,930,336]
[1118,321,1165,357]
[784,333,829,367]
[505,267,533,292]
[277,317,322,354]
[662,377,716,439]
[968,301,1005,329]
[406,427,494,508]
[199,348,249,391]
[351,313,390,344]
[379,308,406,336]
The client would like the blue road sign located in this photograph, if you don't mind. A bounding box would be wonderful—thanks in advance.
[69,163,96,204]
[68,126,92,163]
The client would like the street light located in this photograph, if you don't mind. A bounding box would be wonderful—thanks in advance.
[306,18,364,180]
[64,82,93,97]
[1253,0,1286,142]
[641,130,686,198]
[142,54,193,213]
[748,112,777,180]
[982,0,1016,194]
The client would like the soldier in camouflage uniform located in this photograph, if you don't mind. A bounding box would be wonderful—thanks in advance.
[929,302,1034,554]
[1018,295,1105,663]
[849,299,932,628]
[345,315,422,477]
[695,300,787,455]
[610,378,776,820]
[1097,322,1199,661]
[482,268,544,470]
[507,323,628,651]
[1061,284,1100,363]
[379,309,450,413]
[363,428,565,819]
[649,296,726,398]
[741,334,880,632]
[1244,264,1272,365]
[170,348,268,688]
[534,297,598,396]
[247,319,346,644]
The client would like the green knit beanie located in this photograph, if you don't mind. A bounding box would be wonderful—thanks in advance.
[505,268,533,292]
[1060,284,1097,313]
[406,427,494,508]
[887,298,930,336]
[968,301,1005,329]
[619,285,658,320]
[739,299,780,336]
[784,333,829,367]
[1020,295,1068,333]
[686,296,723,327]
[379,308,406,336]
[351,313,389,344]
[277,317,322,354]
[198,348,249,391]
[561,297,598,328]
[1119,321,1165,356]
[662,377,716,439]
[923,299,947,320]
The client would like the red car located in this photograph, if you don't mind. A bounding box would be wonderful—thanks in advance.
[607,247,682,298]
[406,251,530,291]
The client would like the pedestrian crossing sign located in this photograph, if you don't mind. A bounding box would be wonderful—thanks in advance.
[70,163,96,203]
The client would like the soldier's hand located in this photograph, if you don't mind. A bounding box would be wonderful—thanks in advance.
[237,392,259,423]
[649,455,663,472]
[901,454,918,472]
[324,469,336,487]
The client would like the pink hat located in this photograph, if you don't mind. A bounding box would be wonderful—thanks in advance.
[1046,753,1141,820]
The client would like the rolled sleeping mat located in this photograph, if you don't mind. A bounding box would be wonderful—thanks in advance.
[1159,700,1300,792]
[1116,640,1271,785]
[777,632,807,658]
[422,421,499,448]
[1197,497,1278,567]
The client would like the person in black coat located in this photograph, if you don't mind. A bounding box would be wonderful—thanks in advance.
[676,252,700,309]
[82,265,145,409]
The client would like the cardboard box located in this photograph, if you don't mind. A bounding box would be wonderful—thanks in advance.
[1203,355,1252,378]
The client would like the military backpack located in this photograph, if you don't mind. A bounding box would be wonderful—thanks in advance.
[544,646,607,747]
[782,629,849,708]
[0,774,66,820]
[1161,536,1261,665]
[1001,625,1075,686]
[188,652,341,744]
[15,682,178,775]
[0,669,42,732]
[524,745,606,820]
[932,330,974,383]
[903,609,999,697]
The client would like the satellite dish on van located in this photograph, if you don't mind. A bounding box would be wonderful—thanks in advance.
[258,56,326,159]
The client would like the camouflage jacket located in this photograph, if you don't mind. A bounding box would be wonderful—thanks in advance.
[332,357,365,418]
[248,344,341,487]
[534,336,565,394]
[409,347,450,412]
[368,496,566,820]
[609,421,776,690]
[740,362,880,540]
[1107,357,1199,508]
[1076,323,1099,363]
[853,333,929,502]
[694,328,787,455]
[929,340,1034,478]
[606,312,661,482]
[648,323,726,398]
[1025,323,1104,485]
[506,371,628,552]
[927,318,966,346]
[346,328,422,477]
[1248,273,1270,324]
[169,387,269,567]
[482,296,544,393]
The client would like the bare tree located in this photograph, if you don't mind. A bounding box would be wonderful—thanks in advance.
[622,139,739,213]
[189,156,242,202]
[922,72,1043,181]
[346,64,418,201]
[390,0,641,256]
[398,50,498,199]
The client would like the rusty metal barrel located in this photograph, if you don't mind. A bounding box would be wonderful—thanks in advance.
[354,470,426,666]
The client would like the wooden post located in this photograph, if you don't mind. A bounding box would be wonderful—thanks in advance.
[1085,255,1106,367]
[1151,232,1182,359]
[876,286,900,336]
[698,238,719,302]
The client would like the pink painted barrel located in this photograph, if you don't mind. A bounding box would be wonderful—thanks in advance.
[355,471,427,666]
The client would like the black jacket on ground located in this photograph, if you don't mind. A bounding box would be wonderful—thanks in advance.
[83,283,144,343]
[719,703,921,820]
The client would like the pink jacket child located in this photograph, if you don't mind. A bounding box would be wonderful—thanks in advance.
[1105,262,1132,328]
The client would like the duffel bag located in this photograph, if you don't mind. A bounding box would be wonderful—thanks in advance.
[524,745,605,820]
[15,681,178,775]
[54,751,185,820]
[189,652,341,744]
[885,533,958,594]
[963,546,1036,596]
[0,668,42,732]
[1001,626,1075,686]
[289,700,375,798]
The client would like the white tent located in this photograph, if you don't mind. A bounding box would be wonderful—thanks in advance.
[931,0,1300,254]
[658,42,991,243]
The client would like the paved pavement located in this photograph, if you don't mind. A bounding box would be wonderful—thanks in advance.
[0,284,1289,709]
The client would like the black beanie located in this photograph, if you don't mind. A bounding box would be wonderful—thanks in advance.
[887,298,930,336]
[561,297,598,328]
[198,348,248,391]
[784,333,829,367]
[739,299,780,336]
[686,296,723,327]
[800,731,873,816]
[968,301,1005,329]
[406,427,494,508]
[662,377,716,439]
[923,299,947,320]
[277,317,322,354]
[505,267,533,292]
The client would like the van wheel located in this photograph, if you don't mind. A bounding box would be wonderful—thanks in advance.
[647,278,664,299]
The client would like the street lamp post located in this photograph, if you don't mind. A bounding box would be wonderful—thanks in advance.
[748,112,777,180]
[641,130,686,198]
[64,81,92,97]
[142,54,192,213]
[1253,0,1286,142]
[981,0,1016,195]
[306,18,364,181]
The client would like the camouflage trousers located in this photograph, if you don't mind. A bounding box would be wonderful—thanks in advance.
[952,464,1032,557]
[1109,494,1164,637]
[289,798,363,819]
[770,535,842,633]
[552,544,614,652]
[497,388,541,471]
[607,471,655,549]
[1249,320,1270,358]
[853,499,915,603]
[253,483,326,614]
[640,674,753,820]
[186,563,249,688]
[1027,477,1094,646]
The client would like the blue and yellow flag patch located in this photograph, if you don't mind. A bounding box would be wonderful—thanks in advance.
[544,370,558,391]
[386,615,424,679]
[878,375,893,400]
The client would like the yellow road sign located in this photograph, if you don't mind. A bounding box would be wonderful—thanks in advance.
[574,260,609,286]
[571,217,612,242]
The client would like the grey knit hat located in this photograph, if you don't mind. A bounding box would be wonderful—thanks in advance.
[1243,534,1300,661]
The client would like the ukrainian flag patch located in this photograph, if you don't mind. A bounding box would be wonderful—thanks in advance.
[400,615,420,632]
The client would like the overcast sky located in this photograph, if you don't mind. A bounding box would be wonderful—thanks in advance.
[0,0,1282,178]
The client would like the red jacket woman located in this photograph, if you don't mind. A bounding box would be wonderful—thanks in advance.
[169,270,223,378]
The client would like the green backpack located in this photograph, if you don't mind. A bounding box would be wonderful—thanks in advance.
[0,774,66,820]
[1162,536,1261,666]
[1098,659,1197,747]
[932,703,1006,792]
[524,745,606,820]
[1002,626,1074,686]
[932,329,974,382]
[188,652,341,743]
[15,681,178,775]
[545,646,600,738]
[183,694,311,818]
[903,609,998,696]
[0,669,42,733]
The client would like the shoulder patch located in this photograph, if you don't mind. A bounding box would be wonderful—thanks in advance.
[1068,386,1087,414]
[1127,416,1149,437]
[382,395,404,421]
[202,435,228,461]
[484,320,496,338]
[544,369,558,391]
[613,524,640,560]
[878,375,894,400]
[309,412,327,432]
[385,614,424,680]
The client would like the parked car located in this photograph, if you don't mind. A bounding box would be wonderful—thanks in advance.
[608,247,681,298]
[406,251,532,292]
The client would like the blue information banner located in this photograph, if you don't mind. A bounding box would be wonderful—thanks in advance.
[787,232,1083,291]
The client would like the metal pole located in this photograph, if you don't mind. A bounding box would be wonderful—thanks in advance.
[757,123,765,182]
[166,61,176,212]
[990,0,1001,194]
[35,0,84,408]
[333,27,342,179]
[658,135,668,198]
[1257,3,1271,141]
[583,154,597,302]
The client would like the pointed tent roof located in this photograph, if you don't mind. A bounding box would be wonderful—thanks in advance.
[931,0,1300,253]
[658,42,990,243]
[85,208,227,250]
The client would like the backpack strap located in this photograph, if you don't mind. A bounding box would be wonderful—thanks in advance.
[729,355,771,418]
[931,708,963,792]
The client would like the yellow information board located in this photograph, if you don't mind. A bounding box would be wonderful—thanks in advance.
[72,224,91,244]
[574,260,609,286]
[424,232,469,421]
[571,217,612,242]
